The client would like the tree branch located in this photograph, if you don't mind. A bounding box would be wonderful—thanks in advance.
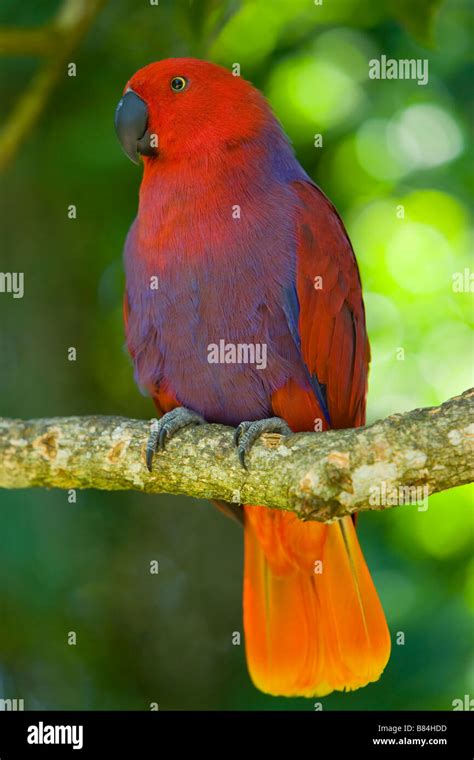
[0,389,472,521]
[0,28,57,56]
[0,0,107,173]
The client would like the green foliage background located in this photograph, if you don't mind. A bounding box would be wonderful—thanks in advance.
[0,0,472,710]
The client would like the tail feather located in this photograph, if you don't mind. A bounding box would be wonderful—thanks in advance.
[243,506,390,697]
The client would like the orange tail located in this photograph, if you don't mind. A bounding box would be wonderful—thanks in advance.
[243,505,391,697]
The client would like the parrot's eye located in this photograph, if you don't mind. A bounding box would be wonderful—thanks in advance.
[170,76,187,92]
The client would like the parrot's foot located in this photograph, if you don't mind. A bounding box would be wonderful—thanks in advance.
[233,417,292,470]
[146,407,205,471]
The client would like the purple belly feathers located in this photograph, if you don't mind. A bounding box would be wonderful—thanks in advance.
[123,126,310,426]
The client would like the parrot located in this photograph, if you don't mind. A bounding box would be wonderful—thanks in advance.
[114,58,391,697]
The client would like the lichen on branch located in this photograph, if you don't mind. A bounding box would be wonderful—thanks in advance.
[0,389,472,522]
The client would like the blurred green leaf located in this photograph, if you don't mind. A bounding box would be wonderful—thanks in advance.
[388,0,444,46]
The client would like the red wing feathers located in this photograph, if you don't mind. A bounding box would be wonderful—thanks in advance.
[277,181,370,431]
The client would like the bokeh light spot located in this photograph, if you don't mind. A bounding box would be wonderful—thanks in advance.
[385,223,453,294]
[390,104,464,169]
[267,55,364,138]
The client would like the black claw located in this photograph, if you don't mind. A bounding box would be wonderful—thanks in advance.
[146,419,160,472]
[145,408,205,472]
[146,447,154,472]
[233,417,292,470]
[233,426,242,446]
[238,448,248,470]
[158,426,168,450]
[234,421,252,449]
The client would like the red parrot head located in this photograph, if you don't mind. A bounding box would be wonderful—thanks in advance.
[114,58,272,165]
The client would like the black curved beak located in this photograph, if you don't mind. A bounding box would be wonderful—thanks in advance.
[114,90,156,164]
